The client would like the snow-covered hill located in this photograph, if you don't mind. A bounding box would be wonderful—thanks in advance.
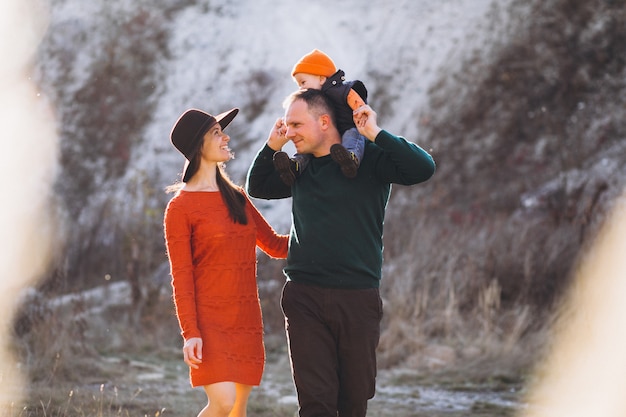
[39,0,503,232]
[139,0,501,200]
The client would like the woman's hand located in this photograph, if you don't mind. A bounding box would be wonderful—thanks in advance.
[183,337,203,369]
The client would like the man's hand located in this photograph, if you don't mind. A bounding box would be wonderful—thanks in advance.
[183,337,203,369]
[267,117,290,151]
[353,105,382,142]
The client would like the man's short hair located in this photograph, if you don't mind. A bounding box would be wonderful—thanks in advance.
[283,89,337,125]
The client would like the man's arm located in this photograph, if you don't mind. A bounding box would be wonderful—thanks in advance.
[371,130,435,185]
[354,105,435,185]
[245,118,292,199]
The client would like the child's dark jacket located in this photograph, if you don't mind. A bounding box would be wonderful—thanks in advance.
[321,70,368,135]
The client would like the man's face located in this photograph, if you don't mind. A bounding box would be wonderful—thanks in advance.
[284,99,326,157]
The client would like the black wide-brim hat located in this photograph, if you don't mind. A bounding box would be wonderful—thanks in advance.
[170,107,239,182]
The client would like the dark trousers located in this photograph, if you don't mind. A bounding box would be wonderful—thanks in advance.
[281,281,383,417]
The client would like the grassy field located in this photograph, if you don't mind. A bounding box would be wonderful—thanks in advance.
[9,276,532,417]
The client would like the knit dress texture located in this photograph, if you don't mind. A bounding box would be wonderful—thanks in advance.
[164,189,288,387]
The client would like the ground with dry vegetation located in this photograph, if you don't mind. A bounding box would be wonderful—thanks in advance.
[10,281,528,417]
[12,330,523,417]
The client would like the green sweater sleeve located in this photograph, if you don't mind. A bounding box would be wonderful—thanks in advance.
[246,144,292,200]
[370,129,436,185]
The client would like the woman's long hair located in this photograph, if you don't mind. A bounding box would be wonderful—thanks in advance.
[215,163,248,225]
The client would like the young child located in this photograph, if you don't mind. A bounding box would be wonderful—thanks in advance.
[273,49,368,186]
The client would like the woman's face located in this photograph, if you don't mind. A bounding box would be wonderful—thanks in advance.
[200,123,232,163]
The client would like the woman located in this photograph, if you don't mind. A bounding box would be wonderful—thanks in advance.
[164,107,288,417]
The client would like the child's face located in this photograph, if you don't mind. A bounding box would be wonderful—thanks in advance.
[293,73,326,90]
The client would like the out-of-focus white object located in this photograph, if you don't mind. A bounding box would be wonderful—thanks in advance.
[0,0,58,407]
[521,197,626,417]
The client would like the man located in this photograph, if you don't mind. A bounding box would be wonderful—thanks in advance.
[246,89,435,417]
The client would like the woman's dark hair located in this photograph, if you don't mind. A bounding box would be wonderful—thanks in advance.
[215,163,248,225]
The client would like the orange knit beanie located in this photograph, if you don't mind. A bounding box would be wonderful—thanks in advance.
[291,49,337,77]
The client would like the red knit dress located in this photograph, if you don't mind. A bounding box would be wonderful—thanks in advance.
[163,189,288,387]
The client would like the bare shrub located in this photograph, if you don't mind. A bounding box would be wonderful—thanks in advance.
[13,292,100,384]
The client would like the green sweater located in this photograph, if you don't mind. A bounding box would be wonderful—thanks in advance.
[246,130,435,289]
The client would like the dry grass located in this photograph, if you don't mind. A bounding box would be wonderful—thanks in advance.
[11,268,527,417]
[375,209,555,374]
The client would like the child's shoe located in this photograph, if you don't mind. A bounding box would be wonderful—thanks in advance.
[330,144,358,178]
[273,151,297,186]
